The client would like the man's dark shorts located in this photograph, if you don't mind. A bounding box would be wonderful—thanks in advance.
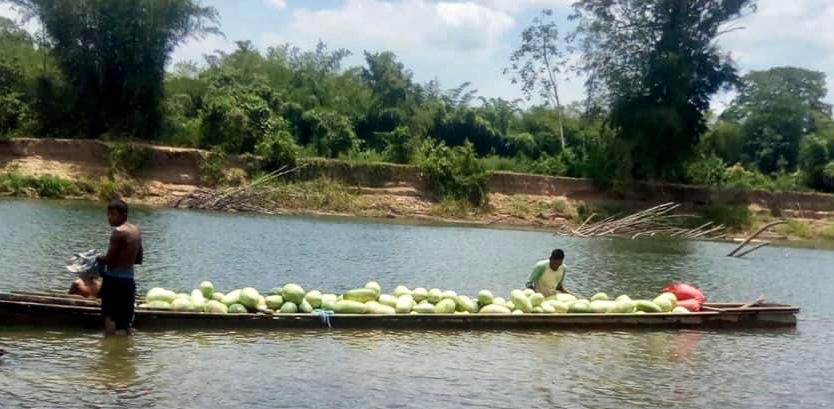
[100,275,136,330]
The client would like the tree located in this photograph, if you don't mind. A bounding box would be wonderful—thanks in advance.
[722,67,831,173]
[6,0,219,138]
[572,0,754,178]
[504,9,568,149]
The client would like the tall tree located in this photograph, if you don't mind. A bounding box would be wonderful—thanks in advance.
[6,0,219,138]
[504,9,568,149]
[722,67,830,173]
[572,0,755,178]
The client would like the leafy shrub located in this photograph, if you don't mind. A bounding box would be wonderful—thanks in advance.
[700,204,752,231]
[419,140,488,206]
[200,146,227,186]
[109,143,152,176]
[255,124,300,171]
[685,154,727,186]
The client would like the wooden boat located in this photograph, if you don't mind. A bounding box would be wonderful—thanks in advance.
[0,291,799,330]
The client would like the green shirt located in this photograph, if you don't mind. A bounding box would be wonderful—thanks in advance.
[526,260,566,296]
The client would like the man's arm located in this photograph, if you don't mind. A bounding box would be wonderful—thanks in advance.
[555,266,573,295]
[526,262,546,288]
[97,229,122,267]
[135,238,143,265]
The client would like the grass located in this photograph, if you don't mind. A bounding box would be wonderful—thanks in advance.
[266,178,357,212]
[698,204,752,232]
[0,171,94,198]
[95,176,135,201]
[109,142,152,176]
[430,198,479,218]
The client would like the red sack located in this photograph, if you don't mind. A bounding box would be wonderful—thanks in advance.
[676,298,702,312]
[662,283,705,303]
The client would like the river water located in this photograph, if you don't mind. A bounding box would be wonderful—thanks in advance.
[0,198,832,408]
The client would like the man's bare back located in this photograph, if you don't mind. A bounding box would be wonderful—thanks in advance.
[102,222,143,273]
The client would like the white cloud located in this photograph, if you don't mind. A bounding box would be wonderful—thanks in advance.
[717,0,834,103]
[170,34,237,66]
[473,0,573,13]
[264,0,287,10]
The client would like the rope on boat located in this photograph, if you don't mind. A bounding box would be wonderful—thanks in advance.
[312,309,333,328]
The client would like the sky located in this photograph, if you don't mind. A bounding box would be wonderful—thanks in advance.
[2,0,833,110]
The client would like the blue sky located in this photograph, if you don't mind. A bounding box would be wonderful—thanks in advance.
[3,0,833,109]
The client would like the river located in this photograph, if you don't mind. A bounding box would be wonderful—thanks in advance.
[0,198,832,408]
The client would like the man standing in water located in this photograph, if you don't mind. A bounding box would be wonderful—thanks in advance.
[526,249,571,297]
[96,199,143,335]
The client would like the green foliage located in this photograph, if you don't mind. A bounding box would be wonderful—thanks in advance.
[0,171,92,198]
[109,143,152,176]
[419,140,488,206]
[8,0,220,138]
[266,178,356,212]
[699,204,752,232]
[199,146,227,186]
[303,109,360,158]
[380,126,416,164]
[255,126,300,171]
[572,0,753,178]
[798,117,834,192]
[95,177,134,201]
[430,198,479,218]
[685,154,727,186]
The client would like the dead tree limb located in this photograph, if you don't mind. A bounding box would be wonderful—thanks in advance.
[727,220,787,256]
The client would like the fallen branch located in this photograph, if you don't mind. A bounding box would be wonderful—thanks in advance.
[727,220,787,256]
[734,241,770,257]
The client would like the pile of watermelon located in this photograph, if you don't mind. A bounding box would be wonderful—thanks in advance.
[138,281,705,315]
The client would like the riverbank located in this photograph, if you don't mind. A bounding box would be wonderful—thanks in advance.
[2,138,834,242]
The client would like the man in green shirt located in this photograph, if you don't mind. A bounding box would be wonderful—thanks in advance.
[526,249,571,297]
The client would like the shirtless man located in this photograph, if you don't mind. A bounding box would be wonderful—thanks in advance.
[96,199,143,335]
[69,275,101,298]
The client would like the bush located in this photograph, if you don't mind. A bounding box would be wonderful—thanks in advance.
[685,154,727,186]
[418,140,488,207]
[95,177,134,201]
[255,126,300,171]
[700,204,752,231]
[200,146,228,186]
[381,126,415,164]
[109,143,152,176]
[0,172,91,198]
[303,110,360,158]
[723,163,773,190]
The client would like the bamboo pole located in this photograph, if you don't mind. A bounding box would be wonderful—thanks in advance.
[727,220,787,256]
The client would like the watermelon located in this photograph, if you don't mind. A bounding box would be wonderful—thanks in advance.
[427,288,443,304]
[365,301,396,315]
[635,300,662,313]
[265,295,284,309]
[676,298,702,312]
[541,302,556,313]
[269,287,283,296]
[393,285,411,297]
[547,293,576,303]
[506,301,516,310]
[550,301,570,314]
[333,300,367,314]
[344,288,378,303]
[477,290,494,306]
[672,306,690,313]
[205,300,228,314]
[378,294,398,308]
[146,300,171,310]
[279,302,299,314]
[229,303,248,314]
[529,293,545,307]
[532,306,544,313]
[299,299,313,313]
[199,281,215,299]
[511,309,524,315]
[591,292,609,301]
[304,290,323,309]
[146,288,176,303]
[364,281,382,294]
[441,290,457,300]
[395,295,415,313]
[282,284,305,304]
[240,288,261,310]
[412,303,435,314]
[211,292,224,302]
[412,288,428,302]
[568,300,592,313]
[434,299,457,314]
[221,289,242,306]
[590,300,615,313]
[191,289,207,311]
[171,297,193,311]
[321,294,338,311]
[479,304,511,314]
[652,295,675,312]
[454,295,479,313]
[608,299,635,313]
[615,294,632,302]
[510,290,533,313]
[522,288,535,297]
[493,297,506,306]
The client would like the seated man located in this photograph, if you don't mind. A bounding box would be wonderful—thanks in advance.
[69,274,101,298]
[525,249,571,297]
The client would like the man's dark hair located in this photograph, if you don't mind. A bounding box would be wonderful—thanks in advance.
[551,249,565,260]
[107,199,129,216]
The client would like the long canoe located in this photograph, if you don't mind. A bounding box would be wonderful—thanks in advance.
[0,291,799,330]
